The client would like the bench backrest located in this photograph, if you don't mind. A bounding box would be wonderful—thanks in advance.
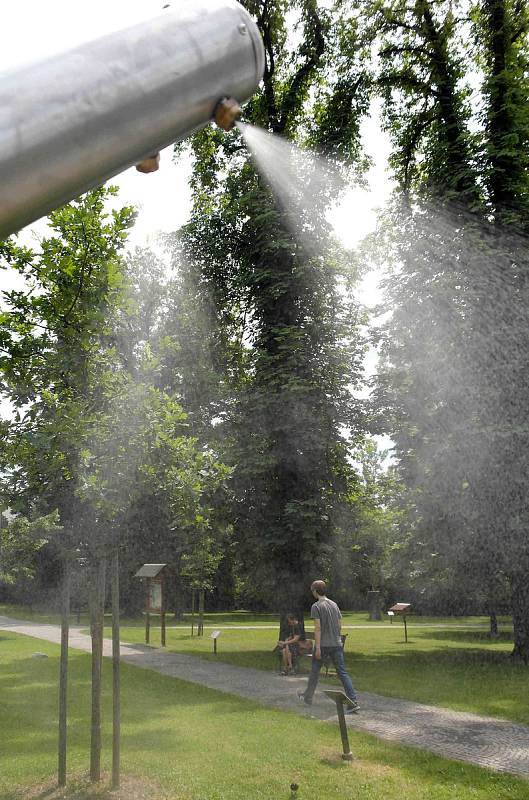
[302,632,347,647]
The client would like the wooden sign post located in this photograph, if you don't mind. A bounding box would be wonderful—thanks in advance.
[388,602,411,642]
[323,690,354,761]
[134,564,168,647]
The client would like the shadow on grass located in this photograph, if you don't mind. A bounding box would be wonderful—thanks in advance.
[425,629,513,644]
[153,637,516,670]
[2,774,165,800]
[349,644,515,668]
[117,611,280,628]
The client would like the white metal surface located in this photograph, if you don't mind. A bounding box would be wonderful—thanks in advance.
[0,0,264,238]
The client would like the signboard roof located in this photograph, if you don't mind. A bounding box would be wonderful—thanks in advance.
[134,563,167,578]
[389,602,411,613]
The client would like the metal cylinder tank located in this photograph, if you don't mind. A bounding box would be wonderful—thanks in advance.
[0,0,264,239]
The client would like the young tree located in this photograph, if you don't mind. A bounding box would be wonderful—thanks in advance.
[0,187,135,783]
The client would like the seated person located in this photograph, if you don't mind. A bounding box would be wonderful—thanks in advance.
[276,613,312,674]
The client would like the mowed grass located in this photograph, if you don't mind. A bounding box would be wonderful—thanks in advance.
[103,616,529,724]
[0,603,509,628]
[1,631,528,800]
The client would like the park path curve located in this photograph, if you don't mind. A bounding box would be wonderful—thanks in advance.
[1,614,528,779]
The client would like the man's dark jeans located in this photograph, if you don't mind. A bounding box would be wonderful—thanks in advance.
[304,645,356,702]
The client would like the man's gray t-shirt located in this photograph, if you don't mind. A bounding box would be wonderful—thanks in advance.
[311,597,342,647]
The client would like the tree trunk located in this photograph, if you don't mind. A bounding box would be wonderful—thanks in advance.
[58,556,70,787]
[197,588,205,636]
[510,574,529,663]
[111,549,120,790]
[173,567,185,621]
[89,557,106,783]
[368,590,382,621]
[489,610,499,638]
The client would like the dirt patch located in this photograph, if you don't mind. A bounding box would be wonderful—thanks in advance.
[355,760,392,779]
[319,746,391,778]
[8,774,170,800]
[319,746,355,768]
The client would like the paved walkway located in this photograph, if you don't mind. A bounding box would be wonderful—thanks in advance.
[2,614,528,779]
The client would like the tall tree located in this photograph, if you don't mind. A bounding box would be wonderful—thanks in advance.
[177,1,370,615]
[364,0,529,656]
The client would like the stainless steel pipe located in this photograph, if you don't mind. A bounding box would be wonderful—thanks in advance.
[0,0,264,239]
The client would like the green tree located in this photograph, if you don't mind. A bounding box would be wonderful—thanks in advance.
[111,243,234,614]
[177,0,370,617]
[363,0,529,656]
[0,187,134,557]
[0,511,61,585]
[345,440,402,605]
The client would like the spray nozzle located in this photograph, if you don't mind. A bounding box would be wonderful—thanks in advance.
[136,152,160,173]
[214,97,242,131]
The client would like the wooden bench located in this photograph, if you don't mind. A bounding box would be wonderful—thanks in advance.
[279,632,348,676]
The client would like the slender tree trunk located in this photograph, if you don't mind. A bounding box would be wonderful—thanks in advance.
[58,556,70,787]
[490,610,499,638]
[487,579,499,639]
[90,557,106,783]
[198,588,205,636]
[488,587,499,638]
[111,549,120,790]
[510,574,529,663]
[173,563,184,621]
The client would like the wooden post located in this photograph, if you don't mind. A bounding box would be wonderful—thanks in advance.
[58,555,70,787]
[191,588,195,637]
[173,562,184,621]
[161,580,166,647]
[145,581,150,644]
[111,549,120,790]
[90,557,105,784]
[198,588,204,637]
[323,691,353,760]
[99,559,106,674]
[403,616,408,643]
[336,699,354,761]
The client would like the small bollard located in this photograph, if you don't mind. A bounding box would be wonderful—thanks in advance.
[323,690,354,761]
[211,629,221,654]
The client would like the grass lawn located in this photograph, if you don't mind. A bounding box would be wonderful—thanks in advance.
[0,603,511,629]
[1,631,528,800]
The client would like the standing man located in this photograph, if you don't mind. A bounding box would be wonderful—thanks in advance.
[298,580,359,711]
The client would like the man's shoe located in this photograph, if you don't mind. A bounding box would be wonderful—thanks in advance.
[297,690,312,706]
[344,699,360,714]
